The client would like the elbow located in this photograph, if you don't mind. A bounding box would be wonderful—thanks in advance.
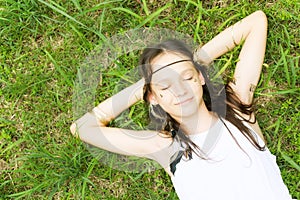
[255,10,268,25]
[255,10,266,17]
[70,121,91,142]
[70,121,92,140]
[70,123,78,136]
[70,112,100,138]
[250,10,268,34]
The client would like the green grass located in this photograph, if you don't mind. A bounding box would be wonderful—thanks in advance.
[0,0,299,199]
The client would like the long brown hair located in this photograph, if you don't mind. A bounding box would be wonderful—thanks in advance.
[139,39,265,158]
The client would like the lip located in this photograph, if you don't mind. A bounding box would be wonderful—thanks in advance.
[174,97,194,105]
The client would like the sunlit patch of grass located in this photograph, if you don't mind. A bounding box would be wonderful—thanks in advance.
[0,0,299,199]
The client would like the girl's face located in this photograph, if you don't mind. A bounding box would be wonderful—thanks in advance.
[149,52,206,121]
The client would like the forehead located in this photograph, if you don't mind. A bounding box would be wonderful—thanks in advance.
[151,52,195,80]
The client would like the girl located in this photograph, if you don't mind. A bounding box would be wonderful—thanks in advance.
[71,11,293,199]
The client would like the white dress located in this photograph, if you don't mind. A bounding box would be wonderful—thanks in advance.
[169,118,293,200]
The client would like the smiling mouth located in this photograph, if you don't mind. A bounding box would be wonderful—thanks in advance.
[175,97,194,105]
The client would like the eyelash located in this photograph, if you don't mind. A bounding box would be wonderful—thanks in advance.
[161,86,170,90]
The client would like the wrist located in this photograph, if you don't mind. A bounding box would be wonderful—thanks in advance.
[193,47,213,65]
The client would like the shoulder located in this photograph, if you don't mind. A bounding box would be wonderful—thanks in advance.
[148,135,182,175]
[221,117,265,148]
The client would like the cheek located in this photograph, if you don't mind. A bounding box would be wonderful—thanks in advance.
[150,89,171,104]
[188,81,203,99]
[152,92,175,110]
[185,79,199,91]
[157,91,173,102]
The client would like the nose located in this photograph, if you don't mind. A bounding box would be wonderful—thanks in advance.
[171,81,187,97]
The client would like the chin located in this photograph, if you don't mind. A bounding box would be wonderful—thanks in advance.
[161,101,201,119]
[168,108,199,121]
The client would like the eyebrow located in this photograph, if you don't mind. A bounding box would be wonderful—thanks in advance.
[152,59,192,74]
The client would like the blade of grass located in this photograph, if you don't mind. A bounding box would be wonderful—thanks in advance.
[45,0,67,12]
[81,158,98,197]
[212,54,233,80]
[280,45,290,86]
[36,0,107,41]
[217,13,241,32]
[282,23,291,47]
[7,181,48,199]
[37,0,85,27]
[69,23,84,38]
[141,0,150,16]
[264,88,299,95]
[179,0,202,8]
[194,1,203,42]
[136,3,172,28]
[289,56,299,88]
[44,49,73,87]
[265,54,282,86]
[71,0,82,13]
[180,0,209,17]
[77,0,122,16]
[0,17,10,22]
[280,151,300,172]
[111,7,142,20]
[99,7,106,34]
[0,138,25,157]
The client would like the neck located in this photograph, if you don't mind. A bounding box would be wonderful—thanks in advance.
[175,104,218,135]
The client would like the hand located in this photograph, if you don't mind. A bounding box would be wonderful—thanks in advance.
[193,47,213,65]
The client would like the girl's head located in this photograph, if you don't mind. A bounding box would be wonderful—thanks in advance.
[139,39,264,156]
[139,39,212,124]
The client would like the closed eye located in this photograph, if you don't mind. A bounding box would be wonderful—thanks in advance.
[155,83,170,90]
[161,86,170,90]
[182,70,195,80]
[184,76,193,80]
[183,74,194,80]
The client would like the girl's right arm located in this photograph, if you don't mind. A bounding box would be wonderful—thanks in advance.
[70,78,172,158]
[194,10,267,105]
[194,10,268,139]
